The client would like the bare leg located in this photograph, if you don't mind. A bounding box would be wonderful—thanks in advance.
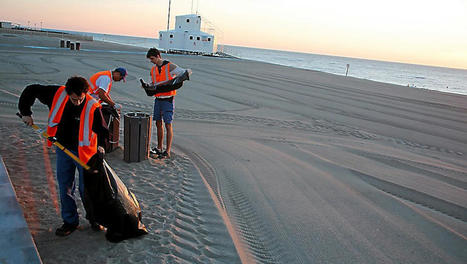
[165,123,173,156]
[156,120,164,150]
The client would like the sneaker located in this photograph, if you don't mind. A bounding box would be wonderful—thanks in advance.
[150,147,162,155]
[55,222,78,236]
[158,150,170,159]
[90,221,104,231]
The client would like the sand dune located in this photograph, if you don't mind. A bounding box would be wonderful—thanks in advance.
[0,32,466,263]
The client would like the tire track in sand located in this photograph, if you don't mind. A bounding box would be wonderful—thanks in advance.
[101,150,241,263]
[178,145,299,264]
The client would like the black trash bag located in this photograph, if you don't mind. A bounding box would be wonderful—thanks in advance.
[141,69,190,96]
[101,104,120,119]
[100,105,120,153]
[83,153,148,242]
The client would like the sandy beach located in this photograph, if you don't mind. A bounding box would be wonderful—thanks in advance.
[0,31,466,263]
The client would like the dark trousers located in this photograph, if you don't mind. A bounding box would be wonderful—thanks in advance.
[56,148,84,225]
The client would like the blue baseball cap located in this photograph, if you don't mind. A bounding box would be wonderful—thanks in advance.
[114,67,127,81]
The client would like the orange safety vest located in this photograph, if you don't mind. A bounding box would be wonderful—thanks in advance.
[89,70,113,102]
[47,86,101,164]
[150,63,177,97]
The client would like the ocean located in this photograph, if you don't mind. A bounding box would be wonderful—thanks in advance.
[222,45,467,96]
[45,29,467,96]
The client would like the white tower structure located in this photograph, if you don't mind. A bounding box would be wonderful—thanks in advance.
[158,14,215,54]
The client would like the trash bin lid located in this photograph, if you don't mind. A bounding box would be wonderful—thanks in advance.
[124,112,150,118]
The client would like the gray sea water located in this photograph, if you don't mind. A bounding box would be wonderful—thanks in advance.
[222,45,467,95]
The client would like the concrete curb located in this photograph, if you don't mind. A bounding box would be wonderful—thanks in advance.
[0,156,42,264]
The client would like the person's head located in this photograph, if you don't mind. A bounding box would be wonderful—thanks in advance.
[112,67,127,82]
[146,48,162,65]
[65,76,89,105]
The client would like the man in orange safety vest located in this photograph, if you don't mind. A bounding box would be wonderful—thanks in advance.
[144,48,191,159]
[18,76,109,236]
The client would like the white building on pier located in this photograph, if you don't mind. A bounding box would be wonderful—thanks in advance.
[158,14,215,54]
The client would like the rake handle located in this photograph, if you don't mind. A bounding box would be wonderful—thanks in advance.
[17,112,91,170]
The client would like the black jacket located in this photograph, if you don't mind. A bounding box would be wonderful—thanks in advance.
[18,84,109,151]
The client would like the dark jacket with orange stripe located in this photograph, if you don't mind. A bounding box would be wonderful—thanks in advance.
[18,84,108,159]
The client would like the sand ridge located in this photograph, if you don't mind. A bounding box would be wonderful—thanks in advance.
[1,32,466,263]
[0,121,240,263]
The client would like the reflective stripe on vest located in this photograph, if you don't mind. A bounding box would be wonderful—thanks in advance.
[78,95,100,164]
[150,63,177,97]
[47,86,68,147]
[79,95,99,147]
[89,70,113,99]
[46,90,100,164]
[48,86,68,128]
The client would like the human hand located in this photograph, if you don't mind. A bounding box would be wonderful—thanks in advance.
[139,78,149,89]
[109,106,120,118]
[113,103,122,111]
[98,146,105,154]
[114,104,122,118]
[22,115,34,126]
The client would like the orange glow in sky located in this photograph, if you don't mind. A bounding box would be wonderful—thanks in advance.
[1,0,466,69]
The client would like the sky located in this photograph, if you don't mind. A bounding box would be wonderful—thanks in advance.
[1,0,467,69]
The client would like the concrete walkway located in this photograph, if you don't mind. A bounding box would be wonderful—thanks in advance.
[0,156,42,264]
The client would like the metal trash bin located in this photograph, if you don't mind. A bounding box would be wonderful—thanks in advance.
[70,43,75,50]
[60,39,65,48]
[123,112,152,162]
[66,40,71,48]
[76,42,81,50]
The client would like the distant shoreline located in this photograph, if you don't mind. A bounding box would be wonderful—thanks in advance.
[0,28,93,41]
[2,28,466,96]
